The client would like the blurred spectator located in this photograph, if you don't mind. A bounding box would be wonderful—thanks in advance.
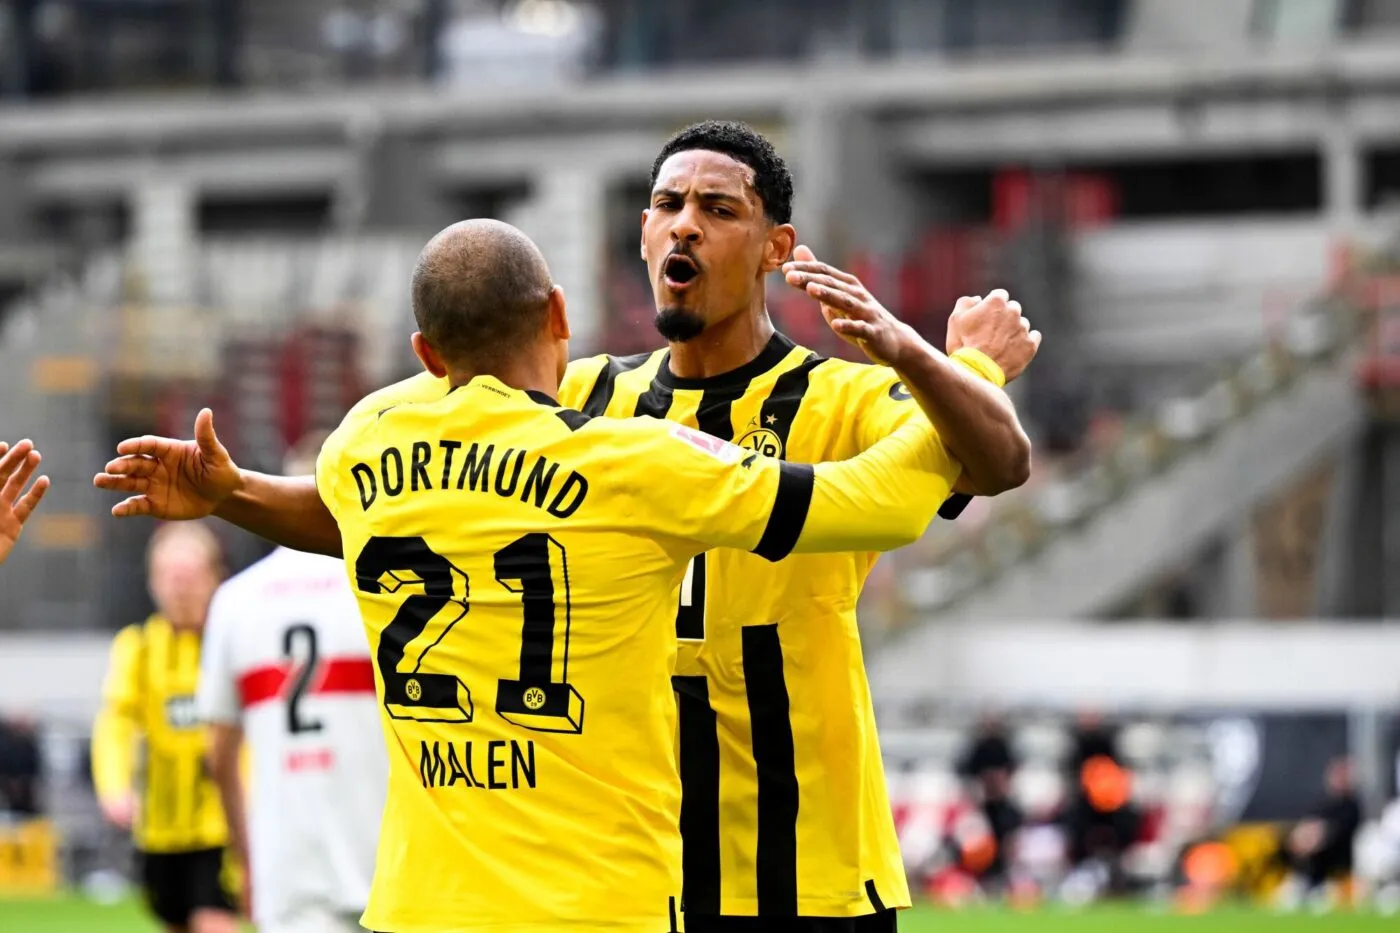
[1280,757,1363,907]
[0,713,42,816]
[975,766,1024,891]
[958,712,1019,783]
[1062,754,1141,896]
[1069,709,1121,774]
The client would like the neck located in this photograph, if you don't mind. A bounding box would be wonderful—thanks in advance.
[667,303,775,380]
[445,353,560,399]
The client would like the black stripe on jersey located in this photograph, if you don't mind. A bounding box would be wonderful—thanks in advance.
[672,675,721,916]
[633,377,674,420]
[580,353,651,417]
[939,492,972,520]
[866,879,888,912]
[668,896,679,933]
[555,409,591,432]
[742,625,799,917]
[757,352,825,453]
[752,463,814,563]
[695,382,749,442]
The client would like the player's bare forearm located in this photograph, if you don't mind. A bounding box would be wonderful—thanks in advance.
[892,341,1031,496]
[214,472,343,557]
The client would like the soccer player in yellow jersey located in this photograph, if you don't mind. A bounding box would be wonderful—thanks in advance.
[95,124,1038,932]
[101,219,961,933]
[0,439,49,567]
[93,523,240,933]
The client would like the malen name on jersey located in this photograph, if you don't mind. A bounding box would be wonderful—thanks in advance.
[349,440,588,517]
[419,739,536,790]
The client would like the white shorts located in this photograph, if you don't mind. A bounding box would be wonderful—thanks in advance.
[260,906,365,933]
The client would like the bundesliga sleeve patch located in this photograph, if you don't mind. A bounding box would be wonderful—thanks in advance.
[670,423,744,464]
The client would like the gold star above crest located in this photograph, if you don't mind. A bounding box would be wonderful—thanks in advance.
[765,414,778,426]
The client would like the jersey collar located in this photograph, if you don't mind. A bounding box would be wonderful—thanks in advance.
[462,375,560,408]
[654,331,796,391]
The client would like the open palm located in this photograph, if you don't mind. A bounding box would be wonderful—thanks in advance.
[94,409,242,519]
[0,440,50,566]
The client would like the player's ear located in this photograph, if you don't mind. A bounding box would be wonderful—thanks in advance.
[548,285,571,341]
[763,223,797,273]
[411,332,448,379]
[640,209,655,262]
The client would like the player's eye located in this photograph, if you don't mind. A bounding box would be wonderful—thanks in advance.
[710,206,733,217]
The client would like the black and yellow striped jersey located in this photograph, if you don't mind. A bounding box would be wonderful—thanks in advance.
[556,332,957,918]
[92,615,228,854]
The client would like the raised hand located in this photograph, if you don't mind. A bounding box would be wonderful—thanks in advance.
[782,245,921,367]
[94,409,242,519]
[945,289,1041,383]
[0,440,50,566]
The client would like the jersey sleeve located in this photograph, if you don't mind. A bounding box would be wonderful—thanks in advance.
[616,420,806,560]
[849,365,926,451]
[558,355,610,410]
[196,589,240,726]
[91,624,143,804]
[793,418,962,554]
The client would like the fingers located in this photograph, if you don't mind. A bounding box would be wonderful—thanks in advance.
[805,282,869,314]
[111,496,154,518]
[786,270,864,301]
[831,318,878,341]
[115,434,180,458]
[195,408,225,461]
[782,260,861,286]
[94,472,149,494]
[101,455,159,478]
[13,475,49,523]
[1029,330,1043,350]
[951,295,982,315]
[792,244,817,264]
[0,439,34,480]
[2,449,40,505]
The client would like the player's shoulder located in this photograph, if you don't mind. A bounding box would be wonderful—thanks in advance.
[807,354,904,399]
[559,349,662,408]
[347,371,450,419]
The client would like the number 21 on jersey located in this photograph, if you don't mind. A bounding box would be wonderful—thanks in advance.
[354,533,586,735]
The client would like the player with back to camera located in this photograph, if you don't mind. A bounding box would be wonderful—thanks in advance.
[0,439,50,567]
[96,218,967,933]
[92,522,240,933]
[198,431,387,933]
[95,122,1040,932]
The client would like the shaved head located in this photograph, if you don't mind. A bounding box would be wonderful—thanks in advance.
[411,219,556,369]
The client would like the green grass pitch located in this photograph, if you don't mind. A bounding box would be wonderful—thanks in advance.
[1,897,1396,931]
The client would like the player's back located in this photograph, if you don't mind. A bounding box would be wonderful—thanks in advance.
[198,547,385,926]
[316,374,820,933]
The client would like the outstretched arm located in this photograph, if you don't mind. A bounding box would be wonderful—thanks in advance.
[783,247,1037,495]
[0,440,50,566]
[94,409,342,557]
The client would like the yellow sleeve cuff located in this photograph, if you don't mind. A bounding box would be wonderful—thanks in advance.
[950,347,1006,389]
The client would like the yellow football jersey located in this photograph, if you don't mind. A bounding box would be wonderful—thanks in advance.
[557,332,955,918]
[92,616,229,854]
[316,373,958,933]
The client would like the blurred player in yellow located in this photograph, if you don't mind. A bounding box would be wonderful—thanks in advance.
[95,218,964,933]
[92,522,240,933]
[0,439,50,567]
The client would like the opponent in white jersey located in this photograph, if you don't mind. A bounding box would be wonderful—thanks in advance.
[198,436,386,933]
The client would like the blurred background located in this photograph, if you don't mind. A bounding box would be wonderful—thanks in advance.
[2,0,1400,924]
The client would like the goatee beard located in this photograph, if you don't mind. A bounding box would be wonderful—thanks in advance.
[654,308,706,343]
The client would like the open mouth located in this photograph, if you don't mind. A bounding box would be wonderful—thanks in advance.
[664,254,701,288]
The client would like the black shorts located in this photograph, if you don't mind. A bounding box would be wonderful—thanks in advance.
[682,911,897,933]
[137,847,237,927]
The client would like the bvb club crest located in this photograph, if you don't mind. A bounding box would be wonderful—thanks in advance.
[736,416,784,459]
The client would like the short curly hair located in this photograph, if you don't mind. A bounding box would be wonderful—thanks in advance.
[650,120,794,226]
